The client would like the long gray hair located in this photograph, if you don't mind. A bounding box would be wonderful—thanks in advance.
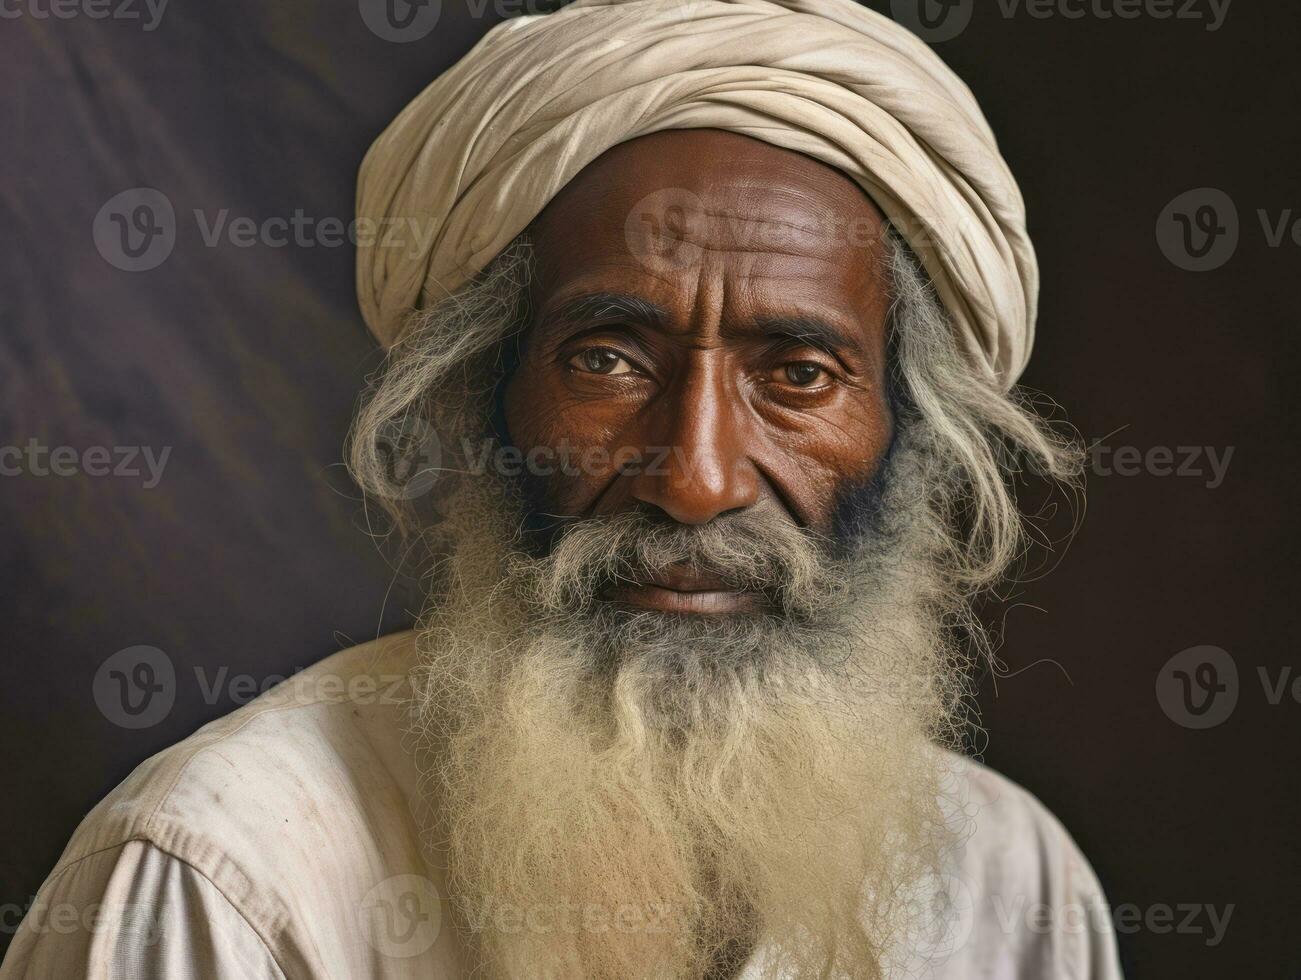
[346,231,1082,600]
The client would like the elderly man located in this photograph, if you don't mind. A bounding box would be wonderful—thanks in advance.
[2,1,1123,977]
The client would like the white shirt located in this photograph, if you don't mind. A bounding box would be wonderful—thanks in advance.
[0,633,1123,979]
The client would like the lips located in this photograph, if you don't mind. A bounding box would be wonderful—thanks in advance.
[609,564,762,615]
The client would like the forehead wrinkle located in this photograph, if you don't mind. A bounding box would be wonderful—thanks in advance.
[532,278,880,355]
[649,196,866,260]
[663,241,852,261]
[684,203,839,238]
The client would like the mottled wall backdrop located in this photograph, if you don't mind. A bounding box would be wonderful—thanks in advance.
[1,1,1296,976]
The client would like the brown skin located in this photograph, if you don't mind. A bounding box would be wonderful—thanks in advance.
[502,129,896,615]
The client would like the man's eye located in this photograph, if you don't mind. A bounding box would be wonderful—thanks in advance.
[778,361,827,387]
[570,348,634,375]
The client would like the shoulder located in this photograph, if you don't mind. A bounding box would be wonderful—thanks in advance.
[13,632,436,977]
[55,631,421,869]
[919,752,1124,980]
[945,751,1094,882]
[0,840,286,980]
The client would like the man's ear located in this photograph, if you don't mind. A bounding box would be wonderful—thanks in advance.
[490,239,538,448]
[490,352,518,450]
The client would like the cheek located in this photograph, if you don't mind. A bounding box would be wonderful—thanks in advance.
[756,389,894,532]
[501,362,640,513]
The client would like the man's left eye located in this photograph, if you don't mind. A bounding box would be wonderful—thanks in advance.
[570,348,634,375]
[777,361,827,387]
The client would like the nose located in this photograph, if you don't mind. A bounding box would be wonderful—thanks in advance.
[627,356,760,525]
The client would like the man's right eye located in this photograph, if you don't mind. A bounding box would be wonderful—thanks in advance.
[570,348,634,375]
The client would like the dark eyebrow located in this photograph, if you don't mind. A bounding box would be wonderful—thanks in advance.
[538,292,669,333]
[750,315,867,360]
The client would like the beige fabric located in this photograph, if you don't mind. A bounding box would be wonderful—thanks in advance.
[355,0,1038,389]
[1,841,286,980]
[1,633,1122,979]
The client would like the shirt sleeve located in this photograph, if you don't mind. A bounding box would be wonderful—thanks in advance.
[0,840,287,980]
[915,762,1126,980]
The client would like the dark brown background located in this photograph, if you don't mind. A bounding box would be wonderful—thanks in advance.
[1,1,1296,975]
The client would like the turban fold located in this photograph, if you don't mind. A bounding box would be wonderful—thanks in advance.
[356,0,1037,389]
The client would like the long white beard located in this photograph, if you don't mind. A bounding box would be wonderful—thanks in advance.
[409,434,968,979]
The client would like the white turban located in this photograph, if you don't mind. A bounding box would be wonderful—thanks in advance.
[356,0,1036,389]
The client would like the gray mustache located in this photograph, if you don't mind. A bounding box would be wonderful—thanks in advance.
[522,507,843,618]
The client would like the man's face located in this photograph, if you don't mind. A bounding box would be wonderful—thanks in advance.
[418,131,960,980]
[502,129,896,616]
